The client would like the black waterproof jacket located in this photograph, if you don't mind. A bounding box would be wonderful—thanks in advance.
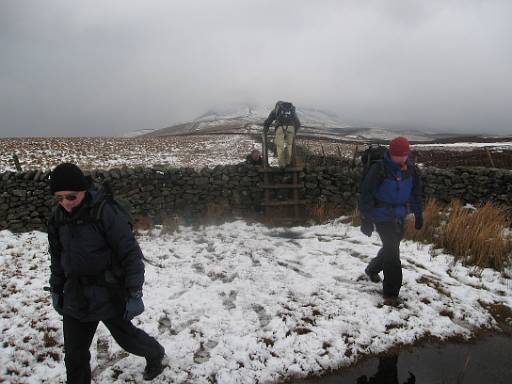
[48,188,144,321]
[263,108,301,131]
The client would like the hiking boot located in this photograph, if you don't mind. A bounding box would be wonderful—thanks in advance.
[383,296,400,307]
[143,354,167,381]
[365,267,381,283]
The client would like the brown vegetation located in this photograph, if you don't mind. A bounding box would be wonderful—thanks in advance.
[403,199,512,271]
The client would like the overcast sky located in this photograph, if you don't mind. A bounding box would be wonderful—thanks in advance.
[1,0,511,137]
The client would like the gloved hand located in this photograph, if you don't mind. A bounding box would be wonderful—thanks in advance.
[51,292,63,316]
[414,214,423,230]
[361,220,374,237]
[124,291,144,320]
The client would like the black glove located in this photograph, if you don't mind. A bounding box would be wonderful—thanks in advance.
[361,220,374,237]
[414,214,423,230]
[124,291,144,320]
[51,292,63,316]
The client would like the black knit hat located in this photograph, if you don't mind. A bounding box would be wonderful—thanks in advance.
[49,163,88,194]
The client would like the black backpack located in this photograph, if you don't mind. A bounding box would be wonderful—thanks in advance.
[99,181,135,229]
[360,145,387,181]
[274,101,296,126]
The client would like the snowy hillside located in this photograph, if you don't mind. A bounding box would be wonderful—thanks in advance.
[139,104,356,138]
[134,104,474,143]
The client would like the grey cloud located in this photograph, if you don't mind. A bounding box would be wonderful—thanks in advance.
[1,0,511,136]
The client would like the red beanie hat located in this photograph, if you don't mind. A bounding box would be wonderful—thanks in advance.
[389,137,410,156]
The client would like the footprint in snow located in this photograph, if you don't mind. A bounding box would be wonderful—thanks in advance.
[219,290,237,310]
[253,304,272,328]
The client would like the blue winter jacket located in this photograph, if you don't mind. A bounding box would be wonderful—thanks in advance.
[360,152,422,223]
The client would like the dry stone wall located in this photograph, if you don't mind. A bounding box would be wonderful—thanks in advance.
[0,164,511,232]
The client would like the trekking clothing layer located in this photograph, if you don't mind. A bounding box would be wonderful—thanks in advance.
[245,154,263,165]
[263,107,301,131]
[360,149,423,300]
[366,221,405,298]
[359,152,422,223]
[63,315,164,384]
[275,126,295,167]
[48,187,145,321]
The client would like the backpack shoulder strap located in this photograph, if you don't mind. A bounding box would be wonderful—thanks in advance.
[373,159,388,185]
[48,204,64,227]
[92,198,108,223]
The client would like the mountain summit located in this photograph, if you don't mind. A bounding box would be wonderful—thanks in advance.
[139,104,352,137]
[133,104,481,142]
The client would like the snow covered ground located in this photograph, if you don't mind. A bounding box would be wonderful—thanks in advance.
[414,142,512,150]
[1,220,511,383]
[2,136,512,174]
[0,136,260,173]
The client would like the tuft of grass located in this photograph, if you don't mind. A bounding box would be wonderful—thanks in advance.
[351,207,361,227]
[403,199,512,271]
[440,200,512,270]
[206,201,225,225]
[404,198,443,243]
[307,200,344,224]
[161,214,182,235]
[132,215,153,235]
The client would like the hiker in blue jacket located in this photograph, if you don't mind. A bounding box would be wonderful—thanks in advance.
[359,137,423,306]
[47,163,166,382]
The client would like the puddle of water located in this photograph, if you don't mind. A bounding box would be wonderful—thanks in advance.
[291,334,512,384]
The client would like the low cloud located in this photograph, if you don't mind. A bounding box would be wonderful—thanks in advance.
[1,0,511,136]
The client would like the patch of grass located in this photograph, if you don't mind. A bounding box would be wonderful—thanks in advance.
[404,198,443,243]
[404,199,512,271]
[42,332,58,348]
[206,201,225,225]
[132,215,153,234]
[160,214,183,235]
[442,201,512,270]
[350,207,361,227]
[478,300,512,334]
[306,199,345,224]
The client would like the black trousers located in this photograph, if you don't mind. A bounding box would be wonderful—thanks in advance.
[366,221,404,298]
[63,315,164,384]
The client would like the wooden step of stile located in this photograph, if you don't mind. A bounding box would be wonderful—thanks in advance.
[261,200,307,207]
[261,183,304,189]
[258,166,303,173]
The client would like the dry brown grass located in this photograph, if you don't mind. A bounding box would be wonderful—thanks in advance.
[206,201,226,225]
[132,215,153,235]
[404,198,443,243]
[307,200,345,224]
[440,200,512,270]
[351,207,361,226]
[403,199,512,271]
[160,214,183,235]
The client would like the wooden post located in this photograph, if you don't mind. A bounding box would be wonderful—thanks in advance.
[485,148,495,168]
[13,154,22,172]
[351,144,359,167]
[321,144,326,165]
[262,132,269,167]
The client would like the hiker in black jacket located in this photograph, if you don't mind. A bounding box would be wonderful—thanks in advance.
[263,101,301,167]
[47,163,166,383]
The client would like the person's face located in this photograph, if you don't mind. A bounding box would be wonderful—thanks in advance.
[54,191,86,213]
[251,151,260,161]
[390,154,408,166]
